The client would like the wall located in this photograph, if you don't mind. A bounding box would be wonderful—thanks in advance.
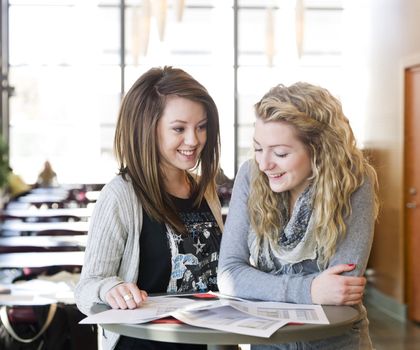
[363,0,420,304]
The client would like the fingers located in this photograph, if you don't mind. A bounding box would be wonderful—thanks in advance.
[345,276,366,287]
[324,263,357,275]
[126,283,148,305]
[339,276,366,302]
[336,279,366,305]
[342,290,365,305]
[105,282,148,310]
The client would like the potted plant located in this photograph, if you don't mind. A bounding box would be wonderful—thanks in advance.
[0,136,10,207]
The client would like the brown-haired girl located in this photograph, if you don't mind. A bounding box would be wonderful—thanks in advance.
[76,66,223,350]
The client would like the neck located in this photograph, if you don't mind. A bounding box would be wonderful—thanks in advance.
[288,191,298,214]
[289,185,311,213]
[164,170,190,199]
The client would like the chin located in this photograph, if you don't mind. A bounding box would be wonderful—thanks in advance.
[177,162,197,171]
[269,184,287,193]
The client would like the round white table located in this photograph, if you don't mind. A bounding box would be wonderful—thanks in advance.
[100,305,361,350]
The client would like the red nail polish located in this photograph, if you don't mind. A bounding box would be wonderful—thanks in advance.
[347,263,355,267]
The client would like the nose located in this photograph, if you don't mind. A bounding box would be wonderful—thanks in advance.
[184,129,198,147]
[258,151,274,172]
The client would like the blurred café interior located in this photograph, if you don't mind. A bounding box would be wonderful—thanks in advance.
[0,0,420,348]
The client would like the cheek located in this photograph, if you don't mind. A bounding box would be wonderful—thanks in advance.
[158,138,172,157]
[306,161,313,177]
[200,131,207,144]
[296,157,312,177]
[196,133,207,151]
[254,153,261,165]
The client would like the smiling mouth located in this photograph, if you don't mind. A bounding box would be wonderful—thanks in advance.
[178,149,195,156]
[267,172,286,178]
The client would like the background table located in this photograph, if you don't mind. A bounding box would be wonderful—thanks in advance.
[0,235,87,252]
[100,305,361,350]
[0,251,85,268]
[1,207,93,220]
[0,221,89,236]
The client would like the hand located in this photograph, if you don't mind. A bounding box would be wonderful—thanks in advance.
[311,264,366,306]
[105,282,148,310]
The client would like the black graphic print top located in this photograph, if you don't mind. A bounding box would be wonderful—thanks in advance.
[137,195,222,294]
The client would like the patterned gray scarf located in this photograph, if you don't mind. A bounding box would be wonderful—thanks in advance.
[280,186,313,249]
[248,186,318,272]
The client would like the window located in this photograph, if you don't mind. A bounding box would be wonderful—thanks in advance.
[2,0,363,184]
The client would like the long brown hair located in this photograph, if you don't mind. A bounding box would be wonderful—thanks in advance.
[250,82,379,265]
[114,66,220,234]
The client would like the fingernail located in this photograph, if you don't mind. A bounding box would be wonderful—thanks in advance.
[347,263,356,267]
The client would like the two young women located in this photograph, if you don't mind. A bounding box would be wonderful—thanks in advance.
[75,67,378,350]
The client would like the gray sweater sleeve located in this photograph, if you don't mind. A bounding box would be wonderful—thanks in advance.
[328,175,376,277]
[75,177,142,316]
[218,160,376,304]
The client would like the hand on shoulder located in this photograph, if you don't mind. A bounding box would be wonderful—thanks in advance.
[311,264,366,305]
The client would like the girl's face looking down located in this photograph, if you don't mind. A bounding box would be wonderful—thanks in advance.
[253,118,312,204]
[157,96,207,176]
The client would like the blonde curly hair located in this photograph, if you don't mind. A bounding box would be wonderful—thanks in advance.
[249,82,379,266]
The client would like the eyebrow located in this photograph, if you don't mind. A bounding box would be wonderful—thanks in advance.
[169,118,208,125]
[253,138,292,148]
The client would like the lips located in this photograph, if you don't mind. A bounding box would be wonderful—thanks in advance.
[267,172,286,178]
[178,149,195,156]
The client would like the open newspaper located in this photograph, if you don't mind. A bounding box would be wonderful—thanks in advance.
[80,293,329,338]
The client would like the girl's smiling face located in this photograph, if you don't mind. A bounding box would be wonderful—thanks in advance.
[254,118,312,203]
[157,96,207,177]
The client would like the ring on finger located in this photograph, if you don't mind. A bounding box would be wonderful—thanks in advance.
[123,293,133,302]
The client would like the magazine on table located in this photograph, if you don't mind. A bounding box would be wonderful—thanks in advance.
[80,292,329,338]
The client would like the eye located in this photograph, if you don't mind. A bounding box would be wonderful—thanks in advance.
[197,123,207,131]
[254,148,262,153]
[274,152,288,158]
[173,127,185,133]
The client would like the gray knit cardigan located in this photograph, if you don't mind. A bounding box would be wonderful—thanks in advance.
[75,175,223,350]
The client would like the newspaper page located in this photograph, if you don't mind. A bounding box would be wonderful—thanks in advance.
[173,305,288,338]
[80,294,223,324]
[222,299,329,324]
[80,292,329,338]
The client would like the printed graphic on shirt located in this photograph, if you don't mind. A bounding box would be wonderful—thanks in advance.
[166,208,221,293]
